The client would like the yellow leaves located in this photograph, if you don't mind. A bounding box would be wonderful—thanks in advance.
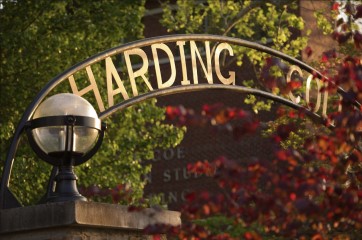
[314,11,334,35]
[277,30,287,43]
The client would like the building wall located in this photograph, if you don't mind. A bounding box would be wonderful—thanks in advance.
[300,0,338,62]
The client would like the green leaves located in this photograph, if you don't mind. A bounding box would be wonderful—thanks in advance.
[77,100,185,205]
[161,0,207,33]
[314,11,334,35]
[160,0,307,114]
[1,0,185,206]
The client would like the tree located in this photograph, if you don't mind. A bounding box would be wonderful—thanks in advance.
[161,0,308,114]
[0,0,184,205]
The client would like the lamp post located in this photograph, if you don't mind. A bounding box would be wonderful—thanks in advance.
[25,93,106,202]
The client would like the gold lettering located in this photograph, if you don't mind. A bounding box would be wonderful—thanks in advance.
[215,43,235,85]
[151,43,176,89]
[176,41,191,85]
[105,57,129,107]
[322,87,328,117]
[306,74,321,112]
[124,48,153,96]
[190,40,213,84]
[68,67,105,112]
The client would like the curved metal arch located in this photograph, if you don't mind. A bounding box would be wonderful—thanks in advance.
[99,84,325,124]
[0,34,350,209]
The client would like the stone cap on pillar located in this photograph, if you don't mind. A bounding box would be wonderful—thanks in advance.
[0,201,181,234]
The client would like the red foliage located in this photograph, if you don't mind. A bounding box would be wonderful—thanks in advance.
[260,57,289,93]
[178,140,361,238]
[355,4,362,19]
[159,52,362,238]
[165,103,258,142]
[332,2,362,48]
[332,31,352,45]
[331,57,362,103]
[321,49,337,63]
[332,3,340,11]
[304,46,313,58]
[79,183,134,204]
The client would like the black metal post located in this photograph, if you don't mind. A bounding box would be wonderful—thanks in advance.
[47,165,86,202]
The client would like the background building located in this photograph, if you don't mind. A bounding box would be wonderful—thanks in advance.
[141,0,339,210]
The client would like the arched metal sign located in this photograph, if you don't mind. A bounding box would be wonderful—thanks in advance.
[0,34,354,209]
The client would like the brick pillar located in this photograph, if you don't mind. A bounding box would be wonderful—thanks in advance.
[0,201,181,240]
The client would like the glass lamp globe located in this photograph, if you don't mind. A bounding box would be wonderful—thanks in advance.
[32,93,99,157]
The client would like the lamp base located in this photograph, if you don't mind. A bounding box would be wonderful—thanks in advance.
[46,165,87,203]
[47,194,87,203]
